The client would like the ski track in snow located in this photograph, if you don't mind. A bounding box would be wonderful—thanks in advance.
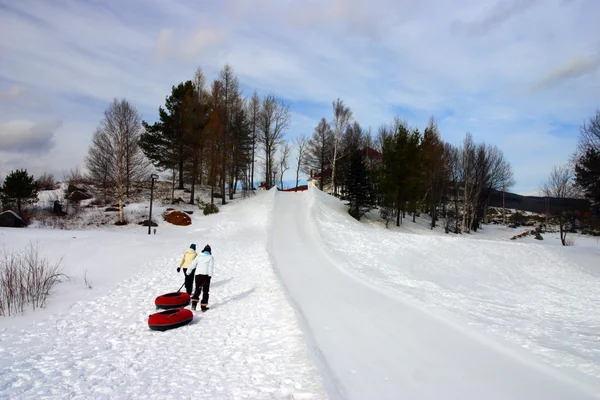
[308,188,600,383]
[269,190,600,399]
[0,192,326,400]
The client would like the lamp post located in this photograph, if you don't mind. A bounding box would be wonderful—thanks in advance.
[148,173,159,235]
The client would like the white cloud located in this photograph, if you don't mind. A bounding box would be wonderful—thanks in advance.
[0,0,598,193]
[153,28,174,62]
[0,119,61,154]
[455,0,538,36]
[182,28,229,61]
[532,57,600,90]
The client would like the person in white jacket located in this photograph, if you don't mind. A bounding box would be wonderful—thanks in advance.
[187,244,214,311]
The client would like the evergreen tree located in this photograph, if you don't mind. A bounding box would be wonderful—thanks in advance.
[140,81,195,190]
[0,169,38,216]
[405,128,423,223]
[575,147,600,208]
[345,149,375,220]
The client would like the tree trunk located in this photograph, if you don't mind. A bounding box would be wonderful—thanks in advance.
[171,168,176,202]
[331,137,338,195]
[189,150,198,205]
[119,196,124,223]
[178,141,184,190]
[251,136,255,190]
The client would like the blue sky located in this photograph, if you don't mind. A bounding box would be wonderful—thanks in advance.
[1,0,599,194]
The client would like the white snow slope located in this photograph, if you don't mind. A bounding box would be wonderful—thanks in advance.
[271,189,600,399]
[0,186,599,399]
[0,191,325,399]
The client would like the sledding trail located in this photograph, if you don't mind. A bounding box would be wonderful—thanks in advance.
[0,191,326,399]
[269,190,599,400]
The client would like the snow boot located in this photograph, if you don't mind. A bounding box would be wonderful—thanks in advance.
[201,305,209,312]
[191,302,197,311]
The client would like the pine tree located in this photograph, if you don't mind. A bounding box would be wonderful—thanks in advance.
[140,81,196,191]
[345,149,375,220]
[0,169,38,216]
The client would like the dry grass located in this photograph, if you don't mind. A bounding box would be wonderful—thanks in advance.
[0,242,68,316]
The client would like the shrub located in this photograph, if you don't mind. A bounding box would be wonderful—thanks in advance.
[509,212,527,227]
[36,173,57,191]
[379,207,393,228]
[0,242,68,316]
[203,203,219,215]
[196,197,207,210]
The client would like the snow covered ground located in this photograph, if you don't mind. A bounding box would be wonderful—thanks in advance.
[0,190,325,399]
[1,186,599,399]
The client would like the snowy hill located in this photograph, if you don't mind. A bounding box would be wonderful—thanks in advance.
[1,187,599,399]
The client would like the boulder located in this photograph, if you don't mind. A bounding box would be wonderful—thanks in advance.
[67,184,87,194]
[163,210,192,226]
[53,200,67,216]
[139,220,158,227]
[68,190,92,202]
[0,210,27,228]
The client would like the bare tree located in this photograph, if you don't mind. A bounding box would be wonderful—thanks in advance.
[330,98,352,195]
[247,91,261,190]
[421,117,446,229]
[218,64,241,204]
[257,94,291,189]
[482,144,515,225]
[85,99,148,223]
[305,118,333,191]
[577,109,600,156]
[443,143,461,233]
[278,142,291,189]
[185,69,210,205]
[294,134,308,191]
[460,133,475,233]
[541,165,577,246]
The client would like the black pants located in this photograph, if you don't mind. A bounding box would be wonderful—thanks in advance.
[183,270,195,295]
[192,274,211,308]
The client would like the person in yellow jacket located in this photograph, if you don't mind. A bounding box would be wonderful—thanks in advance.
[177,244,197,295]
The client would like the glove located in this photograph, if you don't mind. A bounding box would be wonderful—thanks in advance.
[177,267,181,273]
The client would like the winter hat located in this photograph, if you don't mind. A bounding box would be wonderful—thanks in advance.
[202,244,211,254]
[190,244,196,250]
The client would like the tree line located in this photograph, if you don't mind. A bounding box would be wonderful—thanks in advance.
[85,65,293,216]
[303,101,515,233]
[2,61,597,237]
[540,109,600,245]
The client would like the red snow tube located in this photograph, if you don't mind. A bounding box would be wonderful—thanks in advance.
[148,308,194,331]
[154,291,191,309]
